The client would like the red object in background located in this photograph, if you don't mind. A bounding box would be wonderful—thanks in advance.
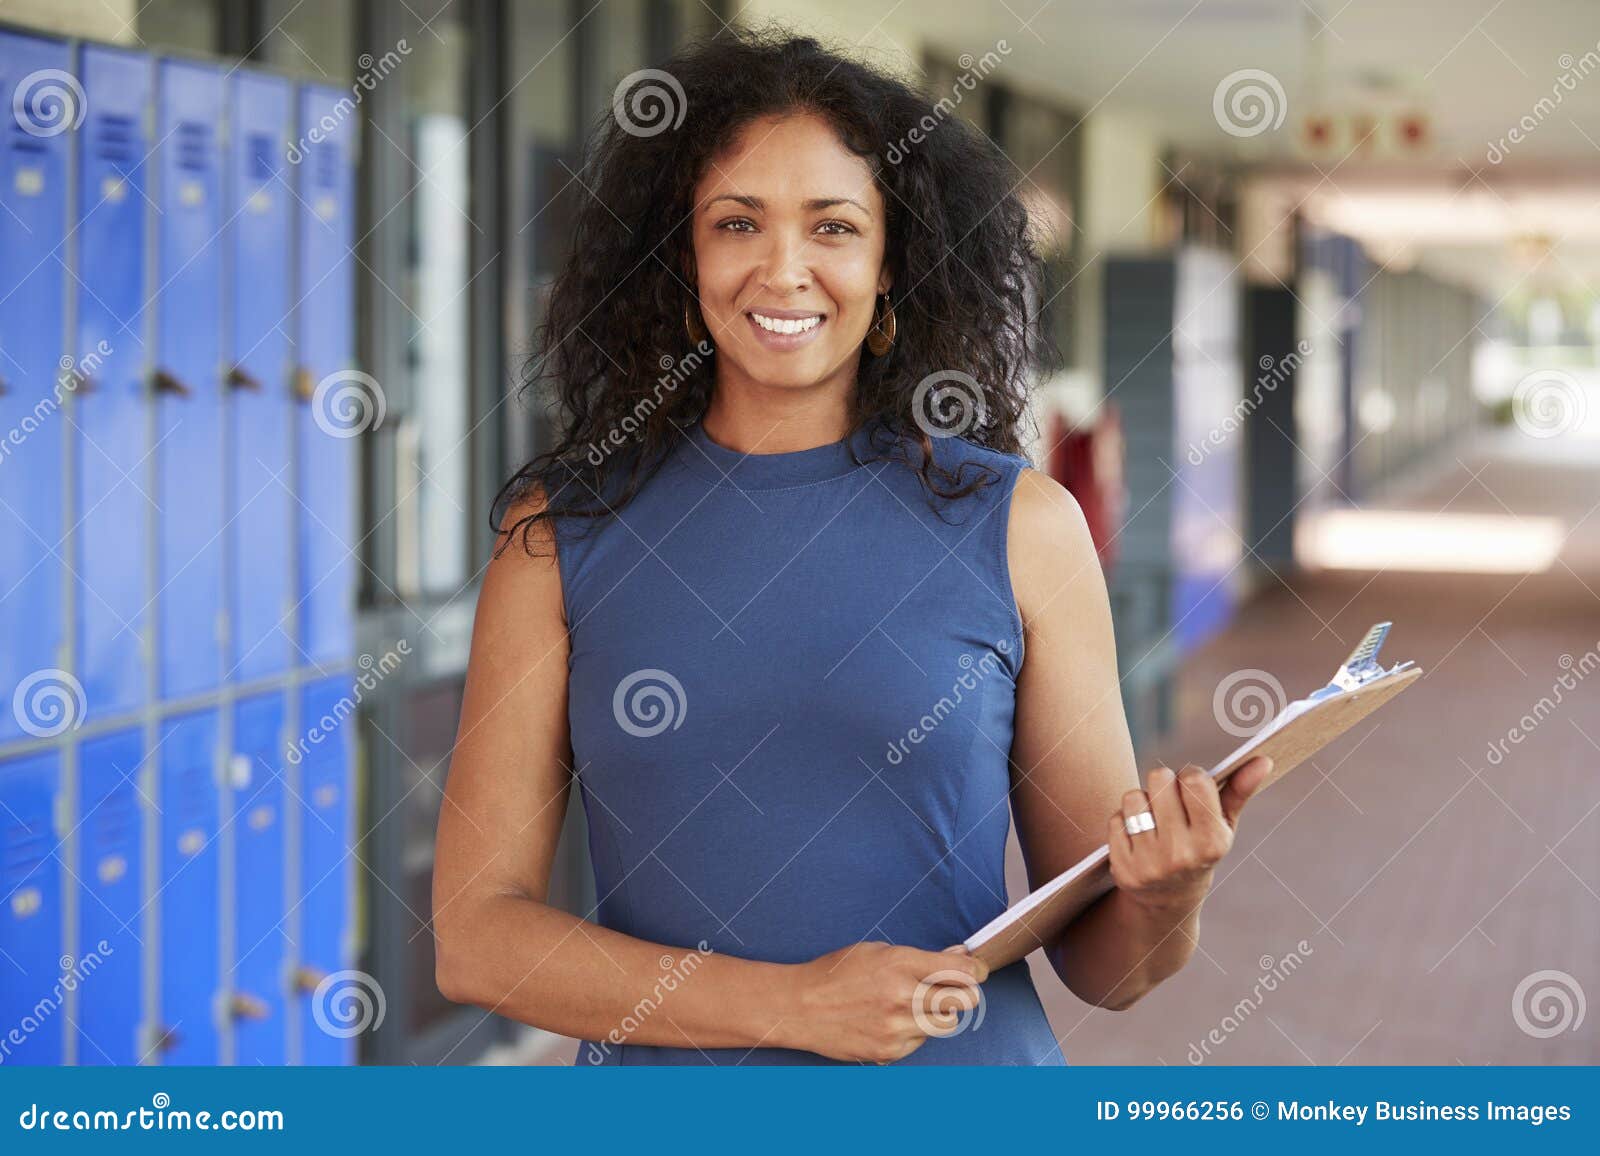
[1397,112,1430,151]
[1044,404,1125,574]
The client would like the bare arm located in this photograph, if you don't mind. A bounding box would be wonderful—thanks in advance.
[430,491,983,1060]
[1005,469,1269,1010]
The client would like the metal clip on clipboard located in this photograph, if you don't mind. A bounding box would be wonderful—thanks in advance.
[1309,621,1416,702]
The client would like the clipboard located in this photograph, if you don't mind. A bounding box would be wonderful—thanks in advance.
[964,623,1423,970]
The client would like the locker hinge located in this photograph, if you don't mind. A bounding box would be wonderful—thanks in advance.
[54,792,69,840]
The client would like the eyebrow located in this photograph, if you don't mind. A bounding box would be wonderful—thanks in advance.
[706,193,871,214]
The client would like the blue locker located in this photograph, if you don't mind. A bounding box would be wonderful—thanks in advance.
[295,86,357,667]
[76,727,144,1065]
[155,61,225,699]
[226,74,294,682]
[295,677,354,1065]
[156,708,220,1064]
[75,46,151,721]
[229,690,287,1065]
[0,750,63,1065]
[0,33,71,744]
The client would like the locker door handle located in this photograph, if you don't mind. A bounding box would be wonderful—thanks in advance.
[292,366,316,403]
[0,373,8,396]
[292,965,328,993]
[151,369,194,398]
[153,1024,182,1054]
[229,992,271,1021]
[226,365,263,392]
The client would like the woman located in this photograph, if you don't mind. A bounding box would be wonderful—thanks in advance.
[431,30,1270,1065]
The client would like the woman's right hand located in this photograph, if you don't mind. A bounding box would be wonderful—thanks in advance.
[783,942,989,1063]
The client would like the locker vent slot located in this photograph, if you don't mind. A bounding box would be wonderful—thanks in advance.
[9,120,47,155]
[96,113,138,168]
[315,139,338,188]
[2,818,49,885]
[249,133,277,181]
[175,120,212,172]
[91,784,138,852]
[174,762,211,830]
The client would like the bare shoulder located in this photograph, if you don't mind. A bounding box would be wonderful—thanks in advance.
[1006,467,1100,627]
[479,482,566,635]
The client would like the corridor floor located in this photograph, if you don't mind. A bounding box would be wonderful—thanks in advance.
[1027,428,1600,1064]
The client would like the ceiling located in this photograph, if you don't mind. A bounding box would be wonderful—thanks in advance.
[885,0,1600,299]
[906,0,1600,165]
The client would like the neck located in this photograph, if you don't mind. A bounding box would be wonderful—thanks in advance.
[701,362,860,454]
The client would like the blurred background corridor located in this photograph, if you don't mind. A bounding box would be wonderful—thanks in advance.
[0,0,1596,1066]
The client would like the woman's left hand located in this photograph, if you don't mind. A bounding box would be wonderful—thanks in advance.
[1107,755,1274,914]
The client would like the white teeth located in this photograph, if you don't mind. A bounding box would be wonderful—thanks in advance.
[751,312,822,335]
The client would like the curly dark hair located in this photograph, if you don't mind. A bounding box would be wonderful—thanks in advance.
[493,26,1057,556]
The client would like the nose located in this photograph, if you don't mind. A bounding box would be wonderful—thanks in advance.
[759,229,812,296]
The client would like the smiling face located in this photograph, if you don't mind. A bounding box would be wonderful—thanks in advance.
[688,112,891,395]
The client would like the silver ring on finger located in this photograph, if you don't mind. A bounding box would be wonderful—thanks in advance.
[1123,810,1157,837]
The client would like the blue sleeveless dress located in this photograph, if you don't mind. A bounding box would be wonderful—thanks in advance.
[552,417,1065,1065]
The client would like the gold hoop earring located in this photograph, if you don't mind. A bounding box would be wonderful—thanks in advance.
[866,293,896,356]
[684,300,710,346]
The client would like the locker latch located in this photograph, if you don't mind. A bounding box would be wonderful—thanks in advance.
[229,992,271,1021]
[292,965,327,994]
[292,367,316,403]
[226,365,262,392]
[151,369,193,398]
[151,1025,182,1054]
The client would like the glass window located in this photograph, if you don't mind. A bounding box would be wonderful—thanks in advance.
[258,0,356,82]
[585,0,651,130]
[507,2,581,464]
[397,680,468,1038]
[373,0,475,597]
[136,0,220,54]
